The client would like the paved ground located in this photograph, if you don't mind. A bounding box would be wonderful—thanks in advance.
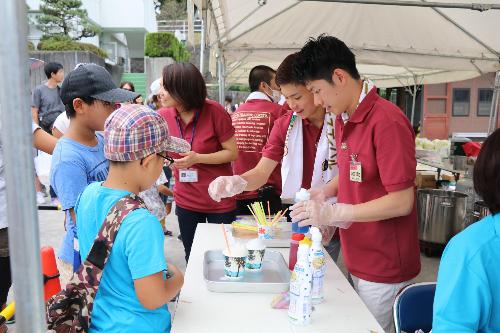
[5,206,440,332]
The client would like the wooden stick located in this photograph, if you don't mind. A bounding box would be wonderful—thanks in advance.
[221,223,231,256]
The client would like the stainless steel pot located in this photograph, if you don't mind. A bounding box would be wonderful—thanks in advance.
[417,189,467,244]
[471,201,489,224]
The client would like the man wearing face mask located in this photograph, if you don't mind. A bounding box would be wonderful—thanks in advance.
[231,65,288,215]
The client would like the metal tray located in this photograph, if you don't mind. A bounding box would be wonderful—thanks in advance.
[203,250,290,293]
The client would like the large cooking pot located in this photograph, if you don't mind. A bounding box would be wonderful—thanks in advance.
[471,201,490,224]
[417,189,467,244]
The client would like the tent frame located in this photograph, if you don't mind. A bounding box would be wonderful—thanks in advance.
[0,1,46,332]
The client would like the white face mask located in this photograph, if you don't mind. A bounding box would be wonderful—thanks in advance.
[265,83,281,103]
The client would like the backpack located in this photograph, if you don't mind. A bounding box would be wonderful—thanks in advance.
[46,194,146,333]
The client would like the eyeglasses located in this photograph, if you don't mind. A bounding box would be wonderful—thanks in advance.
[157,152,174,166]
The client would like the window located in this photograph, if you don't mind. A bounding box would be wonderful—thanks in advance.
[477,88,493,117]
[452,88,470,117]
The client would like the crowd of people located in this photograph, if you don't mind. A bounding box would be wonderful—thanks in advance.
[0,34,498,333]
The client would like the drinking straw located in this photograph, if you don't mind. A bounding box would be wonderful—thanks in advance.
[267,201,271,225]
[247,204,259,225]
[221,224,231,256]
[270,208,289,227]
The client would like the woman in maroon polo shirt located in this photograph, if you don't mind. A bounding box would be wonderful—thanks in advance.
[158,63,238,261]
[291,35,420,333]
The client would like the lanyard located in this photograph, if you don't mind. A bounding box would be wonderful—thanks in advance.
[175,111,199,147]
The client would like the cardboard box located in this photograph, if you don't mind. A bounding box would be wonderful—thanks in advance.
[416,171,436,188]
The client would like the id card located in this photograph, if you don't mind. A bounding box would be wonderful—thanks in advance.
[349,161,362,182]
[179,169,198,183]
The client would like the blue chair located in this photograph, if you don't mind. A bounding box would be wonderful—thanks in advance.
[393,282,436,333]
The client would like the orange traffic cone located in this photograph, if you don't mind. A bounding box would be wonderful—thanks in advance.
[40,246,61,301]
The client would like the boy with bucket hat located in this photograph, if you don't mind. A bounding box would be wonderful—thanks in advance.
[75,104,189,332]
[50,63,139,284]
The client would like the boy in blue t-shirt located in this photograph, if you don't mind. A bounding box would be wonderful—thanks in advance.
[50,64,138,282]
[76,104,189,332]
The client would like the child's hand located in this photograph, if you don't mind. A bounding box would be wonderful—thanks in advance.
[173,151,198,169]
[158,184,173,197]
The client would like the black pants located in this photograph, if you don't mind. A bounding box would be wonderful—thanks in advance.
[236,197,282,216]
[176,206,236,262]
[0,256,11,306]
[236,186,282,216]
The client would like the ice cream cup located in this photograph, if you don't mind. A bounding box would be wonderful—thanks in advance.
[257,225,272,239]
[223,248,247,279]
[245,238,266,272]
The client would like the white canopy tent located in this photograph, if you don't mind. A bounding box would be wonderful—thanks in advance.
[199,0,500,86]
[195,0,500,126]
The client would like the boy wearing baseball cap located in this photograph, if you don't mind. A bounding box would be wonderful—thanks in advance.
[75,104,189,332]
[50,64,139,283]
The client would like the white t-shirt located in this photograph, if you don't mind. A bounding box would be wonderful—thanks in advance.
[0,123,40,229]
[52,112,70,134]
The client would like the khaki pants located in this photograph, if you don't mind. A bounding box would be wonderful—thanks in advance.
[352,275,413,333]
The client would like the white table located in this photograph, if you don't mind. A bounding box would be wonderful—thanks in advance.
[171,224,384,333]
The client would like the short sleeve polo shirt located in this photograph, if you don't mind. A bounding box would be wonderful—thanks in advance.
[335,89,421,283]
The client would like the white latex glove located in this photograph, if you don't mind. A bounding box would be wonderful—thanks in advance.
[308,186,327,202]
[290,200,354,229]
[208,175,248,202]
[319,225,337,246]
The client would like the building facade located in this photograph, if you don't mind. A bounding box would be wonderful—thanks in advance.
[26,0,157,72]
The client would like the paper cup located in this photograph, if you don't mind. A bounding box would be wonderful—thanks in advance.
[257,225,272,239]
[245,248,266,271]
[223,250,247,279]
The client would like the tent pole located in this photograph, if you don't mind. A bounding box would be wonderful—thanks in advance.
[0,1,46,332]
[301,0,500,11]
[487,70,500,134]
[200,18,205,75]
[410,85,417,125]
[217,53,225,104]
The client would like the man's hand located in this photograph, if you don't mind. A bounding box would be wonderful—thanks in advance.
[290,200,354,228]
[208,175,248,202]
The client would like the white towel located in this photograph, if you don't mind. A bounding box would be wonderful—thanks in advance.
[281,113,338,201]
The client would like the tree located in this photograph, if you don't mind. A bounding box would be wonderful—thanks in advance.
[157,0,187,21]
[37,0,101,40]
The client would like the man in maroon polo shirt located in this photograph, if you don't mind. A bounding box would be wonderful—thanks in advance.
[232,65,287,215]
[291,35,421,333]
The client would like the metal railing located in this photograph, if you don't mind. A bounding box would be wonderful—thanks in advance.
[157,19,202,33]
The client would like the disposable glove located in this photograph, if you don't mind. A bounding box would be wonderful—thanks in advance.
[308,186,327,202]
[208,175,248,202]
[319,225,337,246]
[290,200,354,229]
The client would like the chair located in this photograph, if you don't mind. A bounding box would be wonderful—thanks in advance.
[393,282,436,333]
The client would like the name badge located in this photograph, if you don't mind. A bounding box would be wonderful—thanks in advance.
[349,154,362,182]
[179,169,198,183]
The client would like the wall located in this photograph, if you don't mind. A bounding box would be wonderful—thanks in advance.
[448,73,497,134]
[422,72,499,138]
[28,51,105,90]
[144,57,175,91]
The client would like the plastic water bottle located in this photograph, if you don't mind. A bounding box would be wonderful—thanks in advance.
[288,241,312,326]
[292,188,311,234]
[309,227,326,304]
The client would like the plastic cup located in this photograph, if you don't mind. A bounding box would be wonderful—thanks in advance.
[257,225,272,239]
[223,249,247,279]
[245,239,266,272]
